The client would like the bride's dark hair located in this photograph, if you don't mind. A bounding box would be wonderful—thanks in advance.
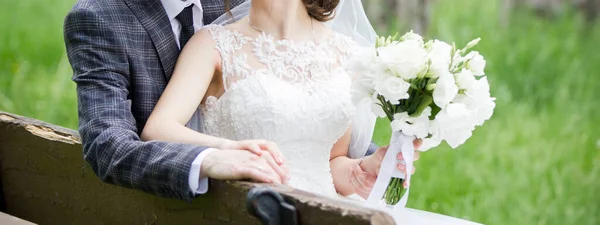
[222,0,338,22]
[302,0,339,22]
[224,0,233,18]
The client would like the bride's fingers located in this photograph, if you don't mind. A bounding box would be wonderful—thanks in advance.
[375,146,389,161]
[256,160,284,184]
[356,188,371,199]
[352,165,377,190]
[257,140,285,165]
[350,165,367,189]
[396,151,420,161]
[260,152,288,184]
[355,176,374,198]
[373,164,381,176]
[396,163,416,175]
[363,174,376,189]
[240,141,263,155]
[349,175,361,190]
[236,166,273,184]
[397,163,405,173]
[358,178,374,192]
[413,139,423,149]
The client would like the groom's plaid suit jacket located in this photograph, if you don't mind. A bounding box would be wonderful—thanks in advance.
[64,0,245,201]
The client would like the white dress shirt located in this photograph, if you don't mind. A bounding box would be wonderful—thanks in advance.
[159,0,215,195]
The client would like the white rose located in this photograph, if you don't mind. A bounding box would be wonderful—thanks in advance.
[378,40,428,80]
[470,96,495,126]
[374,76,410,104]
[427,40,453,79]
[347,47,386,80]
[443,126,474,148]
[390,107,432,138]
[453,77,495,126]
[346,47,374,70]
[429,40,452,64]
[428,62,449,79]
[473,75,491,94]
[432,71,458,108]
[419,133,442,151]
[466,51,486,76]
[432,103,474,148]
[454,69,476,90]
[390,112,409,132]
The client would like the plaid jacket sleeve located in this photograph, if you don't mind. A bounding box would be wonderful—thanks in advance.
[64,7,207,201]
[366,142,378,156]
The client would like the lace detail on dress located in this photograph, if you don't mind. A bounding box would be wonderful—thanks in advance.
[205,24,359,91]
[199,24,358,197]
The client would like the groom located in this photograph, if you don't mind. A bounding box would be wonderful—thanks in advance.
[64,0,391,201]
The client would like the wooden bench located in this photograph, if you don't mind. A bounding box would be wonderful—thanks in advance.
[0,111,393,225]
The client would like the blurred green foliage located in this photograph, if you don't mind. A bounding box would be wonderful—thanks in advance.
[0,0,78,128]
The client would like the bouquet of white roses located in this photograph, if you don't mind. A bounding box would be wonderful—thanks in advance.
[348,31,495,206]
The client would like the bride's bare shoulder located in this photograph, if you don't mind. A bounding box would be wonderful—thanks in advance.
[319,25,359,46]
[197,21,255,42]
[187,27,218,48]
[191,23,242,47]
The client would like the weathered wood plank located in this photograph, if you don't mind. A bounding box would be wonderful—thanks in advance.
[0,111,394,225]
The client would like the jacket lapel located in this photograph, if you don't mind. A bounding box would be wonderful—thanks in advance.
[124,0,179,81]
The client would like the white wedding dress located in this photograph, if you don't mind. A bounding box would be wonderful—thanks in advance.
[199,24,356,197]
[194,24,483,225]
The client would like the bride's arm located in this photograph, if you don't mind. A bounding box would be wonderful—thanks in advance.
[329,127,362,196]
[141,29,286,169]
[140,29,232,149]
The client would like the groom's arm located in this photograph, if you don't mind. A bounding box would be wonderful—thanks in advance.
[64,7,207,201]
[366,142,378,156]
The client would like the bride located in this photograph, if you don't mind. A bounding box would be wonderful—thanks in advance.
[140,0,420,199]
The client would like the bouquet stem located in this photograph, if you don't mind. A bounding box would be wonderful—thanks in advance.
[383,177,406,205]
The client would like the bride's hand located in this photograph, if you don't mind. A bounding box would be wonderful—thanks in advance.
[217,139,289,184]
[359,139,422,177]
[218,139,286,165]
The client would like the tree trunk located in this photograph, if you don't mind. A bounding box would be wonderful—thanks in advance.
[577,0,600,22]
[396,0,431,35]
[364,0,388,31]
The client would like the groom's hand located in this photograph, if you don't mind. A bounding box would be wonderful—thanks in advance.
[200,150,289,184]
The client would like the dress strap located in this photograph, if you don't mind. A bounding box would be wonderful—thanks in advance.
[205,25,252,90]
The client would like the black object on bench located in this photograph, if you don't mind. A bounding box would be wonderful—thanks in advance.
[246,186,298,225]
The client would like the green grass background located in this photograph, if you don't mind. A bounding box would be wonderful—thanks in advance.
[1,0,598,224]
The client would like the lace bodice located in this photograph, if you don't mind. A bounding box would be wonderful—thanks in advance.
[198,24,358,196]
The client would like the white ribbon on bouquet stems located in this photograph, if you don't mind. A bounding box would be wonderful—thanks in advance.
[366,131,415,208]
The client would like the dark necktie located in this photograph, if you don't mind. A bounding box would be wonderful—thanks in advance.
[175,5,195,48]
